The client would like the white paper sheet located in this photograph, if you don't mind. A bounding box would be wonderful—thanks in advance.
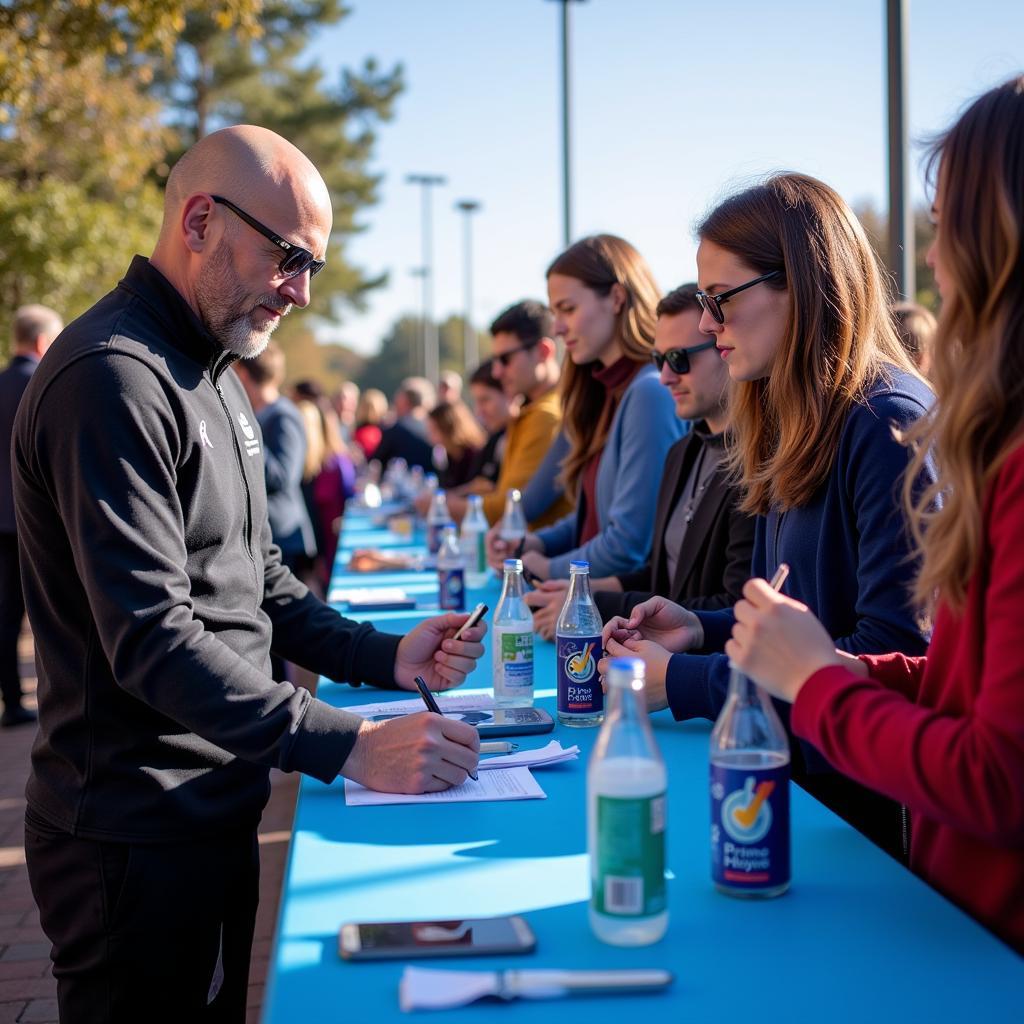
[344,766,546,806]
[346,694,496,720]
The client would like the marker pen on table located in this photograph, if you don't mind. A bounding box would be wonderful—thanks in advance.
[413,675,478,782]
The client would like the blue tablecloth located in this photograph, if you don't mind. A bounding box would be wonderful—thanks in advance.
[262,510,1022,1021]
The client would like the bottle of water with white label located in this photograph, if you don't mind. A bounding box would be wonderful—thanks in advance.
[492,559,534,707]
[588,657,668,946]
[555,560,604,727]
[498,488,527,553]
[709,663,790,898]
[437,523,466,612]
[460,495,489,588]
[426,490,449,555]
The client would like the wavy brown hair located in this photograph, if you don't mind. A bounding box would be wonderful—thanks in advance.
[902,76,1024,615]
[427,400,486,459]
[698,173,918,515]
[546,235,660,500]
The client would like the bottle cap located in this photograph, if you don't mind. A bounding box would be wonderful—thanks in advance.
[569,559,590,571]
[607,657,646,688]
[508,488,521,501]
[503,558,523,571]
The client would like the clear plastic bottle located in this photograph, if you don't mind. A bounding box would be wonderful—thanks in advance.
[709,663,791,898]
[460,495,489,588]
[555,560,604,727]
[588,657,668,946]
[426,489,449,555]
[498,488,527,553]
[492,559,535,707]
[436,523,465,611]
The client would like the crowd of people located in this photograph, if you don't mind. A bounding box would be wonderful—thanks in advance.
[0,72,1020,1022]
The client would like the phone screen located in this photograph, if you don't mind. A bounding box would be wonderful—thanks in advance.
[339,915,535,960]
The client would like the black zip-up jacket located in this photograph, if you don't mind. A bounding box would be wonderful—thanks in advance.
[13,256,400,842]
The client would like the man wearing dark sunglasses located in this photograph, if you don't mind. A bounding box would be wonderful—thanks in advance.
[14,125,488,1023]
[527,283,755,640]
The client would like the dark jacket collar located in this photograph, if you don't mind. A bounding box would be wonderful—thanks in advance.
[117,255,238,380]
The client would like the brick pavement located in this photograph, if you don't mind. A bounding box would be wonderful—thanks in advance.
[0,629,303,1024]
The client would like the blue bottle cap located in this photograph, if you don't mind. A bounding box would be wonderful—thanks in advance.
[609,657,644,674]
[569,559,590,570]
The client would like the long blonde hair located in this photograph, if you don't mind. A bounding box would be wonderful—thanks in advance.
[546,235,660,500]
[698,173,917,515]
[903,76,1024,615]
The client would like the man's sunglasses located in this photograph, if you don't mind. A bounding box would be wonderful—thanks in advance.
[695,270,781,324]
[494,338,541,367]
[212,195,326,280]
[650,338,718,374]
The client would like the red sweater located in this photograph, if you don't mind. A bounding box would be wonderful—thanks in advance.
[792,442,1024,952]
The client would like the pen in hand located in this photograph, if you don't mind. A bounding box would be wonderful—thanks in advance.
[413,675,479,782]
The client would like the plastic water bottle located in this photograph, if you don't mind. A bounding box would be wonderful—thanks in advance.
[492,559,535,707]
[498,488,527,554]
[426,490,449,555]
[555,560,604,727]
[709,664,791,898]
[460,495,489,588]
[437,523,465,611]
[588,657,668,945]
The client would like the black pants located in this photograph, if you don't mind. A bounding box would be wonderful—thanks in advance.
[25,815,260,1024]
[0,532,25,710]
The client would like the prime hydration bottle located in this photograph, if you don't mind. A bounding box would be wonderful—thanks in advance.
[437,523,466,612]
[491,559,534,706]
[588,657,668,945]
[555,560,603,727]
[709,663,790,898]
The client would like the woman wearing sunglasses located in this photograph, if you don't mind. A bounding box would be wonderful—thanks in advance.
[605,173,935,856]
[726,78,1024,951]
[503,235,684,582]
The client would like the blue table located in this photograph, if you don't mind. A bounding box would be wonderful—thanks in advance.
[262,511,1022,1021]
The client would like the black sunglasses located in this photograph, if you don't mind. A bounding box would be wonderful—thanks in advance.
[695,270,781,324]
[650,338,719,374]
[212,195,326,280]
[494,338,541,367]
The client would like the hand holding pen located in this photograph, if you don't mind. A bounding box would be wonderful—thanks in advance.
[415,676,479,781]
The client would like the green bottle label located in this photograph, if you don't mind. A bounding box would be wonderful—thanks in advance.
[593,792,666,917]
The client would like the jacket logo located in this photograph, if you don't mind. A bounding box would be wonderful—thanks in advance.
[238,412,260,457]
[199,420,214,449]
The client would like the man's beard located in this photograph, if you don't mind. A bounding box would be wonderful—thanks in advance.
[195,241,290,359]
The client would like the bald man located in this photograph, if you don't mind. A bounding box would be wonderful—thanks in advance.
[13,126,485,1023]
[1,304,62,728]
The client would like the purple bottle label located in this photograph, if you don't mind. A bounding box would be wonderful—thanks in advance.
[710,762,790,891]
[439,568,465,611]
[556,635,603,715]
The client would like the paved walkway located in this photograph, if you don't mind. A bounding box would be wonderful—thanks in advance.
[0,629,301,1024]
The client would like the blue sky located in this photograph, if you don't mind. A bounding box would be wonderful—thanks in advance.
[306,0,1024,358]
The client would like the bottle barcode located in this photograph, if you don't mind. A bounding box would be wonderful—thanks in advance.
[604,875,643,914]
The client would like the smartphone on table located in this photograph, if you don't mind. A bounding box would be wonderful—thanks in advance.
[339,915,536,961]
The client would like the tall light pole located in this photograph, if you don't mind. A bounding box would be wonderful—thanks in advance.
[886,0,914,300]
[408,267,428,376]
[454,199,482,372]
[406,173,447,384]
[547,0,586,248]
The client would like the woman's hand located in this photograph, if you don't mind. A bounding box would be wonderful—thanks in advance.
[598,634,671,712]
[524,580,568,640]
[725,579,847,703]
[602,595,703,655]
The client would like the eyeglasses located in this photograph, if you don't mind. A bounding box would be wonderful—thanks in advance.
[494,339,541,367]
[212,195,326,279]
[695,270,781,324]
[650,338,718,374]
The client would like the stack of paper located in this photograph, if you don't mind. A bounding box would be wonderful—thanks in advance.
[345,767,545,807]
[478,740,579,771]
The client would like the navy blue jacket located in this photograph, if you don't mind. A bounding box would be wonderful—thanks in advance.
[0,354,40,534]
[665,368,935,773]
[256,396,316,559]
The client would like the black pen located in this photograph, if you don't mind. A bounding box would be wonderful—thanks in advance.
[413,675,478,781]
[509,538,542,587]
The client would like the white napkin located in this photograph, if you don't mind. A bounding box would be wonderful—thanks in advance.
[478,740,580,771]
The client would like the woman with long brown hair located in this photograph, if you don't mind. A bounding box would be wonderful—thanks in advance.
[503,234,684,580]
[724,77,1024,951]
[426,399,487,489]
[604,173,935,855]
